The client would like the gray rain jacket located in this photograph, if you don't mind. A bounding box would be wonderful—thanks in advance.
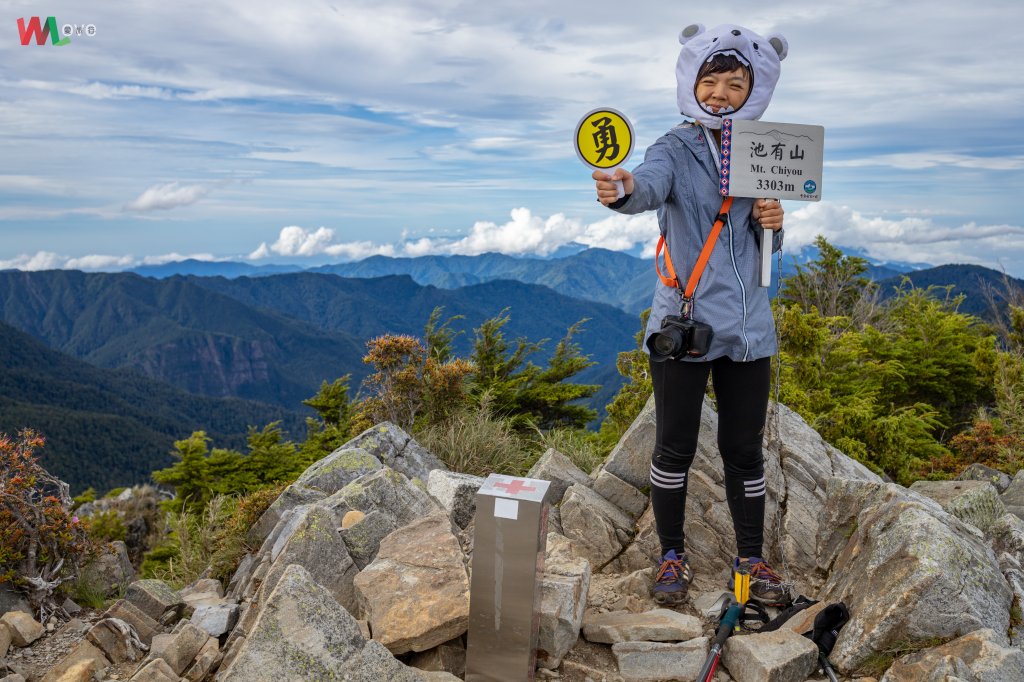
[614,121,782,362]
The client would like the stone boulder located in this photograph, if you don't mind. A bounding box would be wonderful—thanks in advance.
[0,611,44,647]
[816,478,1013,672]
[294,447,383,496]
[526,448,593,505]
[910,479,1006,534]
[246,484,326,546]
[958,463,1013,493]
[126,580,185,624]
[612,639,709,682]
[560,483,634,569]
[219,564,429,681]
[427,469,485,529]
[880,628,1024,681]
[599,399,879,593]
[146,621,210,675]
[322,467,442,569]
[1002,470,1024,520]
[80,540,134,597]
[722,628,819,682]
[591,470,647,521]
[261,505,360,615]
[336,422,446,484]
[354,513,470,655]
[536,534,590,669]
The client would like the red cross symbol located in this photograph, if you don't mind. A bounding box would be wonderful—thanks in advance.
[494,479,536,496]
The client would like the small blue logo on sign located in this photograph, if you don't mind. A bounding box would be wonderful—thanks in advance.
[804,180,817,193]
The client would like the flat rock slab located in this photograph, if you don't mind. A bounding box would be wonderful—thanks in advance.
[612,638,709,682]
[354,513,470,655]
[126,580,185,623]
[191,603,239,638]
[722,629,818,682]
[583,609,702,644]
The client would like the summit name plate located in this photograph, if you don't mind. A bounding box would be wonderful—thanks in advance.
[720,119,824,202]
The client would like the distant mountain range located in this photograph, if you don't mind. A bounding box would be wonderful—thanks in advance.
[128,246,926,315]
[0,269,640,442]
[0,321,305,494]
[5,247,1019,494]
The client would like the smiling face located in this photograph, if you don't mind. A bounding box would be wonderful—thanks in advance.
[694,63,751,117]
[675,24,787,129]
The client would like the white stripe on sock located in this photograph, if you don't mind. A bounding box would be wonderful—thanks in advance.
[651,475,688,490]
[743,477,765,488]
[650,472,686,486]
[650,464,687,481]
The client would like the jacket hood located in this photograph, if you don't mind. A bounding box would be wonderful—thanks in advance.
[675,23,788,129]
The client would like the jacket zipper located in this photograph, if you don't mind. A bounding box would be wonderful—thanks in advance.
[702,124,750,361]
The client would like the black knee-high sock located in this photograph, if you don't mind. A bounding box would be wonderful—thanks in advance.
[650,461,690,556]
[724,473,766,558]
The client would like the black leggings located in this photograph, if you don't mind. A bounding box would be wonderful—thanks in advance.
[649,355,770,558]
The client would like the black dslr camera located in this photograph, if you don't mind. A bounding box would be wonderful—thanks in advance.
[646,315,714,361]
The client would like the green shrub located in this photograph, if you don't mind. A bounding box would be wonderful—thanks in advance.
[415,400,532,477]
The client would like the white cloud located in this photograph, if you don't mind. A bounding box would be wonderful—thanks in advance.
[64,254,137,270]
[785,202,1024,270]
[324,242,397,260]
[125,182,210,211]
[266,226,338,257]
[140,252,220,265]
[249,209,660,261]
[827,153,1024,171]
[0,252,64,271]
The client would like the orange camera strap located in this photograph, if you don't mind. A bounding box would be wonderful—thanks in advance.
[655,196,734,299]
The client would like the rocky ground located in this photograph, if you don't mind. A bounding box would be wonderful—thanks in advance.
[6,399,1024,681]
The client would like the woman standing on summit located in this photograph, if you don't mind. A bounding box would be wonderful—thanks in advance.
[593,23,791,606]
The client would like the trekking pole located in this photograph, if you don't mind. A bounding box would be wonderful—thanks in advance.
[696,599,742,682]
[696,565,750,682]
[819,652,839,682]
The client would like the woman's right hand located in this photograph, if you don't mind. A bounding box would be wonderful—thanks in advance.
[593,168,634,205]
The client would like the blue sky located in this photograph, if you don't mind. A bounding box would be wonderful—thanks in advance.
[3,0,1024,274]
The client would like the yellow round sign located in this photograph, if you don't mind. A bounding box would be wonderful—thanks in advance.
[574,107,634,170]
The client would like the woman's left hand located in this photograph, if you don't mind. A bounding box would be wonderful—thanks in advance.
[753,199,784,231]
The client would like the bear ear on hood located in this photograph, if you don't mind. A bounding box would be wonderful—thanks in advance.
[678,24,705,45]
[765,32,788,61]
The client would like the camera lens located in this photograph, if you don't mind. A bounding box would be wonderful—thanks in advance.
[647,328,684,362]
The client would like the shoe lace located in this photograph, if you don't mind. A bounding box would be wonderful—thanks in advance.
[656,558,686,585]
[749,560,784,586]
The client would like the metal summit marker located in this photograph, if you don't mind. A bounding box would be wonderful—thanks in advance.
[720,118,825,287]
[465,474,551,682]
